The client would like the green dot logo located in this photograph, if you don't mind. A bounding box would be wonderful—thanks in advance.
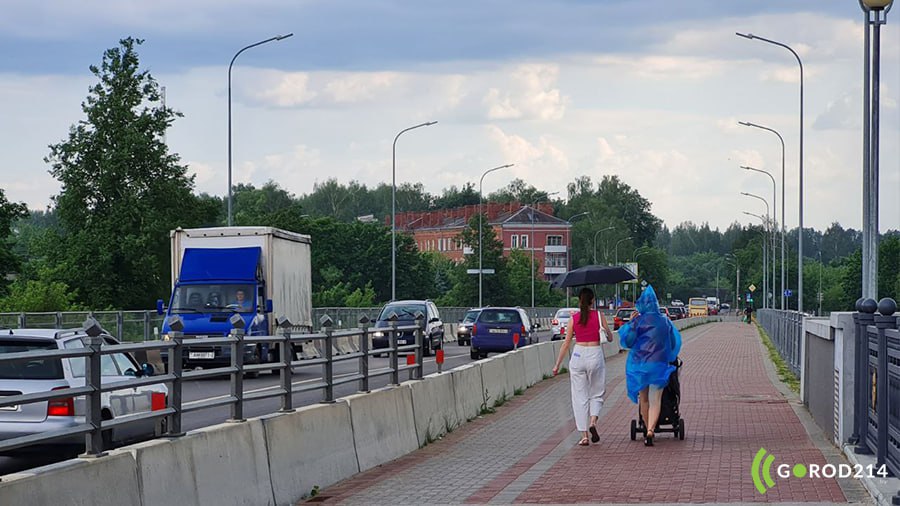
[792,463,807,478]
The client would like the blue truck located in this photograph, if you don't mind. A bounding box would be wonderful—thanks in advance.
[157,227,313,372]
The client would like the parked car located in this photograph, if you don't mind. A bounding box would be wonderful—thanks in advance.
[470,307,534,360]
[550,307,578,340]
[659,307,672,320]
[371,300,444,356]
[0,329,167,456]
[667,306,686,320]
[457,309,481,346]
[613,308,634,330]
[720,303,731,311]
[671,299,684,307]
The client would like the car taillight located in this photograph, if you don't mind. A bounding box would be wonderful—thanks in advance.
[551,319,559,325]
[472,324,477,335]
[521,325,526,335]
[47,387,74,417]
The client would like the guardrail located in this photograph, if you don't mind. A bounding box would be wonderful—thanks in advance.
[0,312,441,457]
[756,309,802,376]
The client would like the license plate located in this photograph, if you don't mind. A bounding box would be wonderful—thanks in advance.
[189,352,215,359]
[489,328,507,334]
[398,339,408,345]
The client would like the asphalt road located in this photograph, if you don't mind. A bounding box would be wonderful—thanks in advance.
[0,331,553,475]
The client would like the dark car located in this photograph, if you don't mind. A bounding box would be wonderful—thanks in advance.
[371,300,444,356]
[667,306,685,320]
[470,307,533,360]
[457,309,481,346]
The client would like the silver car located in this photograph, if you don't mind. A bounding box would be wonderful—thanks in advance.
[0,329,168,456]
[551,307,579,340]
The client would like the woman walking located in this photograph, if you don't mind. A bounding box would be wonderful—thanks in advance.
[618,285,682,446]
[552,287,612,446]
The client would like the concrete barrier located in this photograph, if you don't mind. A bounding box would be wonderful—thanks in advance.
[538,342,556,377]
[451,362,485,421]
[0,452,141,506]
[480,356,509,406]
[505,349,527,394]
[522,345,543,386]
[126,438,200,506]
[403,371,460,446]
[344,385,418,472]
[261,402,359,505]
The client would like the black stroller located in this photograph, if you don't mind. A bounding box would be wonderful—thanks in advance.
[630,358,684,441]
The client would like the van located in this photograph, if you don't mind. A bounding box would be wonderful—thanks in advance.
[688,297,709,317]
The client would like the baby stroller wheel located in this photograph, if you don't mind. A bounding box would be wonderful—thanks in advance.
[678,418,685,440]
[630,419,637,441]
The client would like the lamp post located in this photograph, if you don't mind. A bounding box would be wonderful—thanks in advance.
[564,212,591,302]
[593,226,615,264]
[478,164,513,307]
[745,212,769,309]
[742,191,771,306]
[818,251,824,316]
[613,236,633,308]
[227,33,294,227]
[633,248,652,301]
[391,121,437,301]
[741,165,778,309]
[531,192,559,312]
[860,0,893,300]
[739,122,786,310]
[737,32,804,314]
[724,256,740,311]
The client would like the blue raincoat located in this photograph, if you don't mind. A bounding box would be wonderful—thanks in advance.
[618,285,682,403]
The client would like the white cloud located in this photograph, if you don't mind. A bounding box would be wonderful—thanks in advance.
[482,64,567,120]
[324,72,401,104]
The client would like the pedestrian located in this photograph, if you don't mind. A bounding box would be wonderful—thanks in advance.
[744,305,753,324]
[618,285,682,447]
[552,287,612,446]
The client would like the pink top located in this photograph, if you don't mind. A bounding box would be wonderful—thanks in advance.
[572,310,603,343]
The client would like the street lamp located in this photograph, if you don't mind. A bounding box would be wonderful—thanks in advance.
[613,236,633,307]
[633,247,652,301]
[227,33,293,227]
[736,31,804,314]
[741,165,778,309]
[531,192,559,311]
[478,164,514,307]
[742,191,771,306]
[723,256,739,311]
[744,211,769,309]
[391,121,437,301]
[739,122,786,310]
[592,226,615,264]
[565,212,591,303]
[860,0,893,300]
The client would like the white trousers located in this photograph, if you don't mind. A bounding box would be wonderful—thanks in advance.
[569,345,606,432]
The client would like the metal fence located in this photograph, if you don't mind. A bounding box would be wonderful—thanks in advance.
[756,309,802,376]
[0,312,445,456]
[848,298,900,481]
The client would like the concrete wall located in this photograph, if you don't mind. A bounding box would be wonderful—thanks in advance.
[804,319,836,441]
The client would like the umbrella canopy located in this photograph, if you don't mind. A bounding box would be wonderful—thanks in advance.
[550,265,637,288]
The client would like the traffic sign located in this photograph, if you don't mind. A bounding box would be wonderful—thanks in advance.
[784,289,793,297]
[748,284,756,292]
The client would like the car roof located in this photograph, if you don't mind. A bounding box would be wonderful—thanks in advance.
[1,328,115,342]
[384,300,429,305]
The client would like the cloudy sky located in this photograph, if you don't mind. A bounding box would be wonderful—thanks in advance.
[0,0,897,232]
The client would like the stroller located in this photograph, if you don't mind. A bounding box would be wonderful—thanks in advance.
[630,358,684,441]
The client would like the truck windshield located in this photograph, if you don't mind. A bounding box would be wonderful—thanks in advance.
[171,284,256,312]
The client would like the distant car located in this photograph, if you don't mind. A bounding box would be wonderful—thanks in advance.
[659,307,672,320]
[671,299,684,307]
[551,307,578,340]
[707,303,719,316]
[613,308,634,330]
[371,300,444,356]
[470,307,534,360]
[457,309,481,346]
[0,329,167,456]
[667,306,686,320]
[720,303,731,311]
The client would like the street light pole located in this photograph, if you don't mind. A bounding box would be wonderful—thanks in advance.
[531,192,559,312]
[737,32,804,314]
[227,33,294,227]
[565,212,591,303]
[391,121,437,301]
[742,191,771,307]
[613,236,633,308]
[745,212,769,309]
[479,164,513,307]
[741,165,777,310]
[739,122,786,310]
[593,226,615,264]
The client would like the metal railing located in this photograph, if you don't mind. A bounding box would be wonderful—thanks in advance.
[756,309,802,376]
[849,297,900,481]
[0,312,437,457]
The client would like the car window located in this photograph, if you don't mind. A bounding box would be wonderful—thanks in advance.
[462,311,480,323]
[429,303,440,320]
[64,338,125,377]
[555,310,572,318]
[378,304,427,321]
[111,353,138,376]
[0,340,64,380]
[616,309,632,318]
[478,309,522,324]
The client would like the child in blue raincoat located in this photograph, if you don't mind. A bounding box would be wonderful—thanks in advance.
[618,285,682,446]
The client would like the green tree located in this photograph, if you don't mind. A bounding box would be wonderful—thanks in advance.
[0,188,28,294]
[45,37,216,309]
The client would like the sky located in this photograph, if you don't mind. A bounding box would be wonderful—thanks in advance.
[0,0,898,233]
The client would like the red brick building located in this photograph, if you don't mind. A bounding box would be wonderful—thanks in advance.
[390,202,572,279]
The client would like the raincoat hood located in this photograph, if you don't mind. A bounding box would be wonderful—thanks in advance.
[635,285,660,315]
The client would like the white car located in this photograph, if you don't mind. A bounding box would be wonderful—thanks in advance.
[551,308,579,340]
[0,329,168,456]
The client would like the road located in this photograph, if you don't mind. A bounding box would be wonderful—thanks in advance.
[0,331,553,475]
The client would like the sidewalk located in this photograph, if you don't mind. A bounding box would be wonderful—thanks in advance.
[304,322,871,505]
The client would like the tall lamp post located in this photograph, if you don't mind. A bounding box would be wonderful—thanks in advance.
[478,164,514,307]
[565,212,591,302]
[227,33,294,227]
[633,247,652,301]
[593,226,615,264]
[741,166,778,309]
[739,122,786,310]
[613,236,633,308]
[737,31,804,314]
[391,121,437,301]
[745,212,769,309]
[531,192,559,312]
[742,191,771,307]
[724,257,739,311]
[860,0,893,300]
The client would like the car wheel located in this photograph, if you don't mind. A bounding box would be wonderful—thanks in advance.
[423,338,433,357]
[458,338,465,346]
[470,348,480,360]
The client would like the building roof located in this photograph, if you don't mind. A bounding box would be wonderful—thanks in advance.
[501,206,569,226]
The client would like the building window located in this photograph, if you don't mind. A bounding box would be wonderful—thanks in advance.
[546,253,567,267]
[511,235,519,249]
[547,235,562,246]
[520,235,529,249]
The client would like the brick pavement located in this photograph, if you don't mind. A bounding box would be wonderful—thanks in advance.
[303,322,869,505]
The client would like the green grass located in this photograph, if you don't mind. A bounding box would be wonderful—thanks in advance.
[756,324,800,393]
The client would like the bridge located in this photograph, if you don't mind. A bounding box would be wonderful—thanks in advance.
[0,302,898,505]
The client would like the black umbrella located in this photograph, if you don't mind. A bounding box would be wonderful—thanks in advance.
[550,265,637,289]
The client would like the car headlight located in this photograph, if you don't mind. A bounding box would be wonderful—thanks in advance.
[373,331,385,337]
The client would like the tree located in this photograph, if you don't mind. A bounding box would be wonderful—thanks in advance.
[45,38,216,309]
[0,188,28,294]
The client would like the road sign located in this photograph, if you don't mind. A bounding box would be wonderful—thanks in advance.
[640,280,648,287]
[748,284,756,292]
[784,289,793,297]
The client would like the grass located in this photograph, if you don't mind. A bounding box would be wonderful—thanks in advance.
[756,323,800,393]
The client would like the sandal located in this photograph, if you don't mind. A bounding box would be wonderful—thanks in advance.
[589,425,600,443]
[644,431,654,447]
[578,436,590,446]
